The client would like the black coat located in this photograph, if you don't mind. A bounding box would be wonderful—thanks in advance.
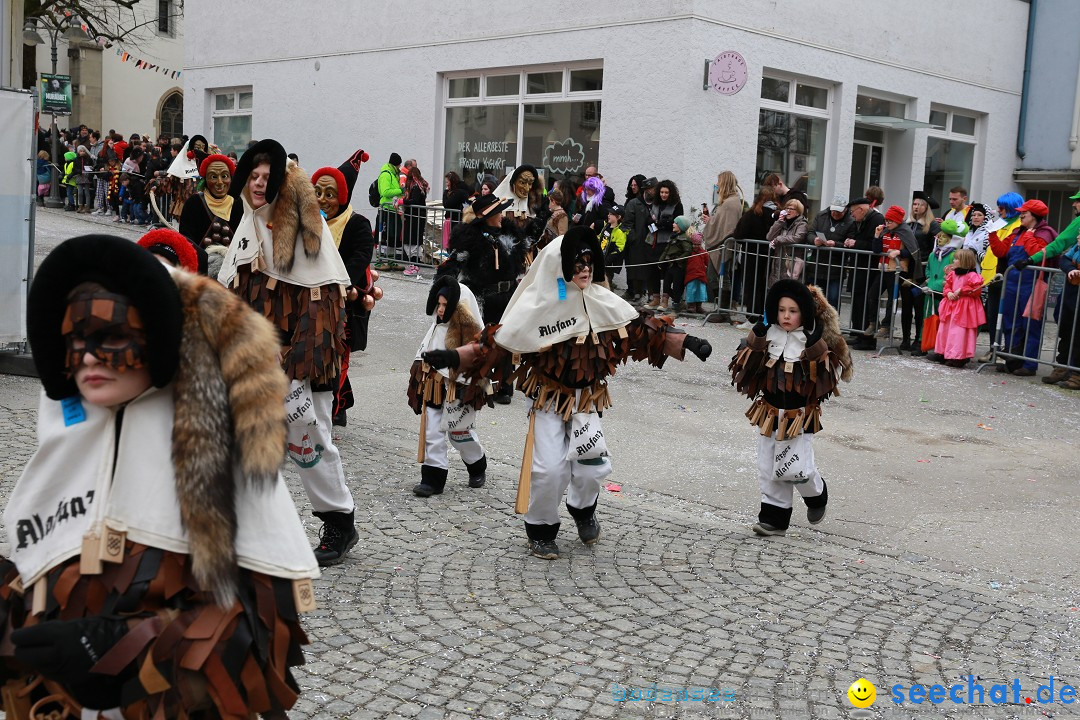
[178,194,245,247]
[623,196,652,282]
[439,218,527,297]
[337,211,376,351]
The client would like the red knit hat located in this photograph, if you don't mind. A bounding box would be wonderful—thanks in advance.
[113,140,129,160]
[199,153,236,178]
[884,205,906,224]
[310,167,349,207]
[138,228,199,273]
[1017,199,1049,218]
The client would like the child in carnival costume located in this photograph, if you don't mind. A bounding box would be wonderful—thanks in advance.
[408,276,493,497]
[423,227,713,559]
[1,234,318,718]
[729,279,853,536]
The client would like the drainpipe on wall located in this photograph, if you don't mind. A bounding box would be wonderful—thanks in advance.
[1016,0,1037,160]
[1070,54,1080,151]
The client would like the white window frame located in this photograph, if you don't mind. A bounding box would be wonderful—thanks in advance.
[209,86,253,151]
[439,61,603,183]
[757,70,835,207]
[926,103,982,197]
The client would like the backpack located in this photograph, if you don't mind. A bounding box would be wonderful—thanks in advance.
[368,168,391,208]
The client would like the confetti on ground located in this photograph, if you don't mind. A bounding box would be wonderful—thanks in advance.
[977,423,993,430]
[917,459,930,463]
[605,482,622,492]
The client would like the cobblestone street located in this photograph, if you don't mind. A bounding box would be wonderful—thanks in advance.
[1,209,1078,719]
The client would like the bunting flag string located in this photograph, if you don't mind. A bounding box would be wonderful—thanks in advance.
[112,46,182,79]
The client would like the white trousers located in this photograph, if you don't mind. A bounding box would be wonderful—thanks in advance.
[285,379,353,513]
[524,407,611,526]
[756,431,824,509]
[424,404,486,469]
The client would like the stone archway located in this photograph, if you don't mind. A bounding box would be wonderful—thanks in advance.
[156,88,183,142]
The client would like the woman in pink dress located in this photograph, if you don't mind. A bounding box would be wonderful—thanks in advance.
[934,248,986,366]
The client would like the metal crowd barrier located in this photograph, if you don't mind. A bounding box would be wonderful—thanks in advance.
[978,265,1080,376]
[705,237,902,345]
[376,203,462,269]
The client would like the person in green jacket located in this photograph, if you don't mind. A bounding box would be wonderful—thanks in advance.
[378,152,404,260]
[1012,189,1080,269]
[61,150,78,210]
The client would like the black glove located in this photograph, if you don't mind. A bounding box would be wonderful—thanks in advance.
[12,617,129,708]
[684,335,712,361]
[422,349,460,370]
[1011,257,1032,272]
[751,322,769,337]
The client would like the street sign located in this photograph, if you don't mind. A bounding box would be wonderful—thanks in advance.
[39,74,72,115]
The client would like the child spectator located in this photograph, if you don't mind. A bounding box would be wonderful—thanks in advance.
[656,215,695,311]
[920,219,967,358]
[408,276,490,497]
[599,204,628,288]
[934,248,986,367]
[729,279,853,536]
[683,231,709,313]
[35,150,51,206]
[61,150,77,210]
[117,172,147,225]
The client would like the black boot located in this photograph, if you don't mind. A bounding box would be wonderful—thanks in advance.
[413,464,448,497]
[465,455,487,488]
[524,521,560,559]
[805,478,828,524]
[493,382,513,405]
[899,337,912,352]
[566,500,601,545]
[752,503,792,536]
[312,510,358,566]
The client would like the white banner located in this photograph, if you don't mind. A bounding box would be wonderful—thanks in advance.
[0,89,33,343]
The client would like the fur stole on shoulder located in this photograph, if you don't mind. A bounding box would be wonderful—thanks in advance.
[172,269,287,604]
[270,160,323,273]
[808,284,853,382]
[445,302,481,352]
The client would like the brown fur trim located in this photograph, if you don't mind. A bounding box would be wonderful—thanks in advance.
[173,271,288,606]
[444,304,481,352]
[271,163,324,273]
[808,284,853,382]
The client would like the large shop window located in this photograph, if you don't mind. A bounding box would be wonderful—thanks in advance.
[210,88,252,156]
[923,105,978,203]
[443,64,602,190]
[756,73,831,214]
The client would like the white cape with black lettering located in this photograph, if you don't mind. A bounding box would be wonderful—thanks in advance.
[3,386,319,587]
[493,236,638,354]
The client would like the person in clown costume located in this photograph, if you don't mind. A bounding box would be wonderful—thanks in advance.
[423,227,712,559]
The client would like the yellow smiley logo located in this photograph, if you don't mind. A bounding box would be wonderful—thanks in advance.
[847,678,876,708]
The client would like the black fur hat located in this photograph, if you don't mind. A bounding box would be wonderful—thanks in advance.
[27,234,183,400]
[764,279,816,332]
[228,138,287,204]
[560,226,606,282]
[426,274,461,318]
